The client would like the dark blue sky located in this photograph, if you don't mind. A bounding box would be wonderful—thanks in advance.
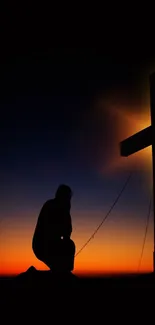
[0,46,153,216]
[0,7,154,224]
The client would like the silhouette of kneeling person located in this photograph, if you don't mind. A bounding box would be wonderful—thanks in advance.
[32,185,75,272]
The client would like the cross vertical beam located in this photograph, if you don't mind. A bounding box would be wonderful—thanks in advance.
[120,72,155,274]
[150,73,155,274]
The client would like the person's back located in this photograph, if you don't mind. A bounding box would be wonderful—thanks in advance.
[32,184,75,271]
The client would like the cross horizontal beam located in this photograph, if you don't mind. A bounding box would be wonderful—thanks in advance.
[120,126,152,157]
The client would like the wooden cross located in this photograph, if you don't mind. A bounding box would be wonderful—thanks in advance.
[120,72,155,274]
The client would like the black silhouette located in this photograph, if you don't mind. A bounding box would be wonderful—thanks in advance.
[32,184,75,272]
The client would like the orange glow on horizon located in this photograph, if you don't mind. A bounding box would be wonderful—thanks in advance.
[0,209,153,276]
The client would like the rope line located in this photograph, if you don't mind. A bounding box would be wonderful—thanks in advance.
[75,171,133,257]
[137,192,152,272]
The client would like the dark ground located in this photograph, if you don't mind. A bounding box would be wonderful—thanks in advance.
[0,267,154,323]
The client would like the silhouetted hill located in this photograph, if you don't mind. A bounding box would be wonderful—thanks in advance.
[1,267,154,323]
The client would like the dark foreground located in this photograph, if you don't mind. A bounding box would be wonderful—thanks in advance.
[0,267,154,323]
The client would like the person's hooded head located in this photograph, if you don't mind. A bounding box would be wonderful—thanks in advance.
[55,184,73,209]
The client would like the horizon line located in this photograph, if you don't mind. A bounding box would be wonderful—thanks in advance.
[0,270,153,278]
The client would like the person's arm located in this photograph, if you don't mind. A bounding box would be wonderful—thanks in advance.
[63,213,72,239]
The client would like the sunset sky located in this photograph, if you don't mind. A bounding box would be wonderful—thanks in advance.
[1,33,155,276]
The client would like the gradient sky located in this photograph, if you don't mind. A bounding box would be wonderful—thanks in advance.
[1,32,155,275]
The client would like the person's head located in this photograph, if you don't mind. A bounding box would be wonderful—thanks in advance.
[55,184,73,205]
